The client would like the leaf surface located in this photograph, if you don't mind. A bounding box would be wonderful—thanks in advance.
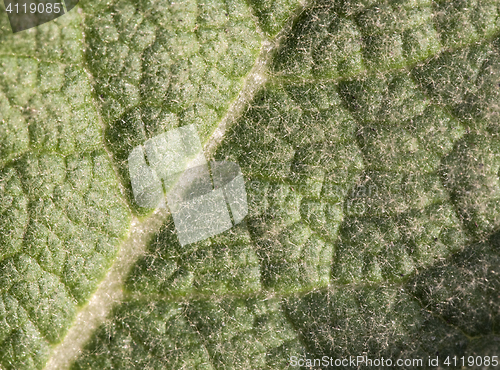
[1,0,500,369]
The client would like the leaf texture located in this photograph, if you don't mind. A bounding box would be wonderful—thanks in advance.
[0,7,131,370]
[1,0,500,369]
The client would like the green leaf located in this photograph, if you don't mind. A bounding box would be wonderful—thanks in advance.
[0,7,131,369]
[84,0,261,212]
[1,0,500,369]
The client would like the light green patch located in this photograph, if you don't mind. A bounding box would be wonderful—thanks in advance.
[0,8,131,370]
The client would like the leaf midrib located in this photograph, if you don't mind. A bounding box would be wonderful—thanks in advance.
[42,2,500,368]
